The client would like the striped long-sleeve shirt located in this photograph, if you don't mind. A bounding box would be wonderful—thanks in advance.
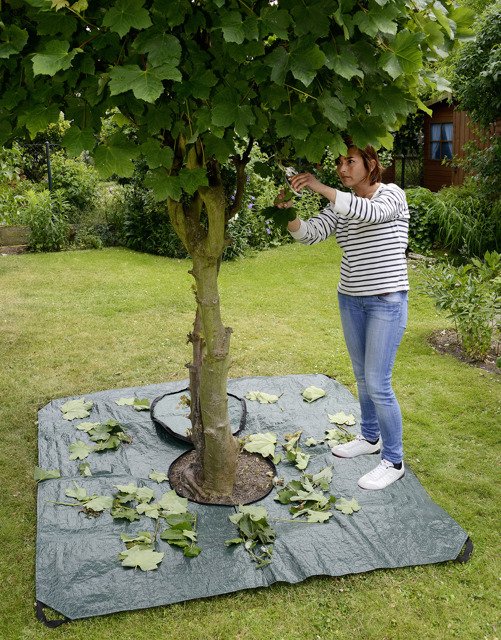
[289,182,410,296]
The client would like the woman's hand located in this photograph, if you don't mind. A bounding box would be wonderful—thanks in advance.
[290,172,323,194]
[274,188,294,209]
[290,172,337,203]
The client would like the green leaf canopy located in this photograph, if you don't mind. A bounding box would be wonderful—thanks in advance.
[0,0,468,198]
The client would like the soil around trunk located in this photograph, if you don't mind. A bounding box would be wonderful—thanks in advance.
[428,329,500,374]
[169,449,276,506]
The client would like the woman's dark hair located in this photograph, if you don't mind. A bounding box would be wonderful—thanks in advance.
[338,136,383,185]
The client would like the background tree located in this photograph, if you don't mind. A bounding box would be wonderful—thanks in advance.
[0,0,470,501]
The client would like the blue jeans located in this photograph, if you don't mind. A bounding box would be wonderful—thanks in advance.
[338,291,408,464]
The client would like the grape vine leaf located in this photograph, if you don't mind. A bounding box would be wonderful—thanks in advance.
[243,432,277,458]
[68,439,93,460]
[119,545,164,571]
[335,497,361,515]
[149,470,168,483]
[32,40,81,76]
[301,386,326,402]
[34,466,61,482]
[102,0,152,38]
[61,398,93,420]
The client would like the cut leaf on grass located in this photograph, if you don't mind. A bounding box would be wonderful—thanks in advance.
[245,391,279,404]
[119,545,164,571]
[335,497,361,515]
[328,411,356,426]
[61,398,93,420]
[149,470,168,483]
[68,439,93,460]
[34,467,61,482]
[243,432,277,458]
[301,386,326,402]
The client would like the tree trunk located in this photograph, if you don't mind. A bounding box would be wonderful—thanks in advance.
[188,250,238,498]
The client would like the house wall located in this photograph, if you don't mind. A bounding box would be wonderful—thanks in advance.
[423,100,488,192]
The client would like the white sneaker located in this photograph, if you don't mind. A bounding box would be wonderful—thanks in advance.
[331,434,381,458]
[357,459,405,490]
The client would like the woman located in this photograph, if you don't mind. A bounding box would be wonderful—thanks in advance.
[276,142,409,490]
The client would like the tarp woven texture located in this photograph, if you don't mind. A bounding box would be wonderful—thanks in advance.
[36,374,468,620]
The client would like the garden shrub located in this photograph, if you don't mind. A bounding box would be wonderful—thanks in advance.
[0,184,28,226]
[421,251,501,360]
[26,189,69,252]
[405,187,439,254]
[48,152,99,224]
[122,185,189,259]
[435,181,500,258]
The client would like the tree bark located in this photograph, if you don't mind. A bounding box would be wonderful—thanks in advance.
[188,250,238,497]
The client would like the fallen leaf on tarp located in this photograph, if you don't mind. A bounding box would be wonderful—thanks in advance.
[226,505,275,568]
[115,397,151,411]
[160,512,201,557]
[65,483,88,501]
[84,495,113,512]
[306,510,332,523]
[34,467,61,482]
[305,437,319,447]
[245,391,279,404]
[301,386,326,402]
[115,397,135,406]
[119,546,164,571]
[78,462,92,477]
[68,440,93,460]
[149,470,168,483]
[61,398,93,420]
[158,490,188,515]
[335,497,361,515]
[136,487,155,503]
[136,502,161,519]
[120,531,153,549]
[328,411,356,426]
[76,422,100,432]
[243,432,277,458]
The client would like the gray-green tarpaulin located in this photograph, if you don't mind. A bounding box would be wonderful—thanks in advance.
[36,374,470,622]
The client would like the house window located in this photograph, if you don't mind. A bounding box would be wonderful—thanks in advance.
[430,123,453,160]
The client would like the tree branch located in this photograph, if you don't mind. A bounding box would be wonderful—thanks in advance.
[227,137,254,221]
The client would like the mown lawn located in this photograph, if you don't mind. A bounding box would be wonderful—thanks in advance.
[0,243,499,640]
